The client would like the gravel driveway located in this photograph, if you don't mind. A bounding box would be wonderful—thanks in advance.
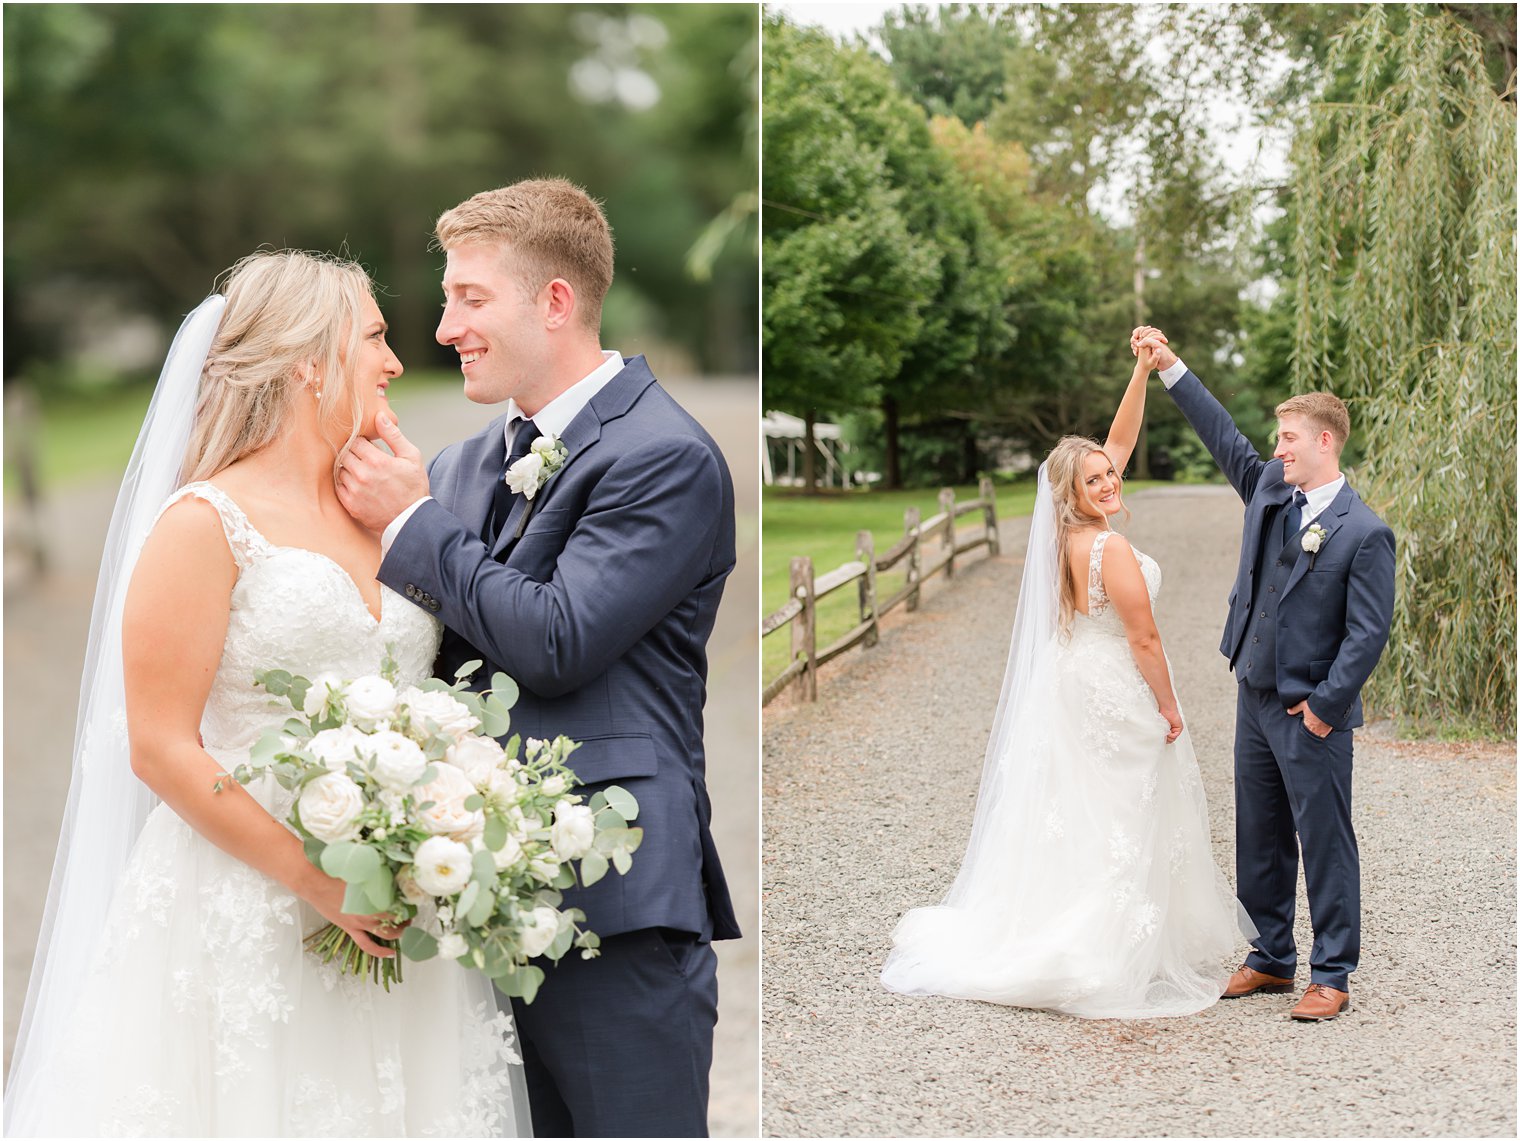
[762,484,1516,1137]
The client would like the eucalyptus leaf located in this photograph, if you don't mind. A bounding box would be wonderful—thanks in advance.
[479,703,510,739]
[455,659,484,680]
[472,848,498,883]
[282,717,314,740]
[400,926,438,961]
[464,793,485,812]
[457,880,480,916]
[467,885,495,927]
[602,785,639,821]
[489,672,520,709]
[548,920,574,960]
[320,841,382,884]
[483,813,508,852]
[302,835,327,865]
[360,866,394,912]
[341,880,373,915]
[579,851,610,887]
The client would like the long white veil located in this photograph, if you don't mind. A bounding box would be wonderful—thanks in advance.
[940,461,1059,908]
[4,296,226,1129]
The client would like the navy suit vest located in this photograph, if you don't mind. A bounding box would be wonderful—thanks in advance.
[1239,505,1302,690]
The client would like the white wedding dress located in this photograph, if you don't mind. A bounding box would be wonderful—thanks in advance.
[882,529,1248,1018]
[12,483,525,1137]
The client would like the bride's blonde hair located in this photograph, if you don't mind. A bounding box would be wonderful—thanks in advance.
[1044,435,1129,633]
[182,250,374,485]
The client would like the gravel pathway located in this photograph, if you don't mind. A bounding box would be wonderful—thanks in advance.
[762,484,1515,1138]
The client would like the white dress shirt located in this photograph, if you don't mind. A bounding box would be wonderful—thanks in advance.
[1158,356,1343,523]
[381,350,625,551]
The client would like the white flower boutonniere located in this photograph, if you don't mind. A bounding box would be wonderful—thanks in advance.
[1302,522,1328,568]
[505,435,569,502]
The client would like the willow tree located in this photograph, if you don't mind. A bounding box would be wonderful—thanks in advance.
[1290,6,1517,735]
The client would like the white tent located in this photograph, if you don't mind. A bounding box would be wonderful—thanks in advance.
[762,410,853,488]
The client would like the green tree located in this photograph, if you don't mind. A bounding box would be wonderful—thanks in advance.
[1289,5,1517,734]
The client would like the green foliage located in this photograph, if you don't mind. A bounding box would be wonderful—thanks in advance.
[3,4,757,379]
[1288,6,1516,735]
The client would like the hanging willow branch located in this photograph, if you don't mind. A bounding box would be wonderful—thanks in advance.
[1290,6,1517,735]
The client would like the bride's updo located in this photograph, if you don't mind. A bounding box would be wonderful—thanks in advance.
[182,250,375,485]
[1044,435,1129,632]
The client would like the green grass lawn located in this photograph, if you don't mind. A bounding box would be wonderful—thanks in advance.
[761,480,1165,690]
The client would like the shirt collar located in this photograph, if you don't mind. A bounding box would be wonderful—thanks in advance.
[1299,474,1345,523]
[504,350,624,446]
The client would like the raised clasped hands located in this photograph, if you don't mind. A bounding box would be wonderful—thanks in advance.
[1130,326,1178,373]
[1287,699,1333,739]
[336,412,431,533]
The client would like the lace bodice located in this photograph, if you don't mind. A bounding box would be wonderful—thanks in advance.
[1080,530,1161,634]
[154,482,442,753]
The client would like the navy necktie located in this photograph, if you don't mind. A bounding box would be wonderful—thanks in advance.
[486,417,537,545]
[1285,489,1309,543]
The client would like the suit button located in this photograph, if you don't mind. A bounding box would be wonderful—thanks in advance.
[1268,585,1277,593]
[405,584,417,598]
[1253,637,1260,644]
[1259,611,1267,619]
[1276,560,1284,567]
[430,600,441,612]
[1247,661,1254,669]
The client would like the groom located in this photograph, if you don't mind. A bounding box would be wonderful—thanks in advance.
[340,178,740,1136]
[1133,326,1394,1023]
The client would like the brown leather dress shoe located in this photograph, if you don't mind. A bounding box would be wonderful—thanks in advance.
[1290,982,1351,1021]
[1221,963,1295,998]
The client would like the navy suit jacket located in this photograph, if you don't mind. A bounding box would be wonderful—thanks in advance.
[379,355,740,941]
[1167,370,1395,730]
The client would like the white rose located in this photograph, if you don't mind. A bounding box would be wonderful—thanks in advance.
[437,931,470,960]
[527,854,560,884]
[550,802,596,861]
[297,772,365,843]
[1302,528,1324,553]
[344,676,397,728]
[491,833,524,870]
[413,762,486,842]
[302,674,346,719]
[307,724,370,773]
[447,733,506,786]
[504,452,545,498]
[367,729,428,790]
[412,835,473,897]
[540,773,570,798]
[401,687,481,741]
[395,865,429,906]
[518,905,561,958]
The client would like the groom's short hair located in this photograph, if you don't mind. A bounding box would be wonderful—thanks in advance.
[1275,392,1350,453]
[434,178,614,332]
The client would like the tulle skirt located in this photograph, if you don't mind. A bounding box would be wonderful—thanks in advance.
[882,621,1251,1018]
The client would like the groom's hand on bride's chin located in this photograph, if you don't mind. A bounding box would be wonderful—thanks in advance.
[336,413,430,532]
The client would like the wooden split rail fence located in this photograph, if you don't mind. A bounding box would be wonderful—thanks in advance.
[763,479,1001,705]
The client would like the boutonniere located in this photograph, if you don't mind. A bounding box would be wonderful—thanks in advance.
[504,434,569,539]
[1301,522,1328,568]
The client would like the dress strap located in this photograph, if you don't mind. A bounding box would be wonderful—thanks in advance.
[1088,529,1114,615]
[152,481,272,571]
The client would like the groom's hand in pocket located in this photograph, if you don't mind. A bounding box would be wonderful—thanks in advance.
[1287,700,1333,738]
[337,413,430,533]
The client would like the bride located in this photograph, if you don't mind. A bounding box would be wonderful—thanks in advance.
[5,251,529,1135]
[881,339,1251,1018]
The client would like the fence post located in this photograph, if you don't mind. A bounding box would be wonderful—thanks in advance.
[979,476,1000,556]
[791,556,817,701]
[904,506,921,613]
[940,487,956,579]
[856,530,879,648]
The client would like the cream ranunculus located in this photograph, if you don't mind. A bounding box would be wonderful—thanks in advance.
[413,762,486,842]
[550,801,596,860]
[344,676,398,728]
[401,687,481,741]
[302,674,346,719]
[447,733,506,786]
[307,724,370,773]
[367,729,428,790]
[297,772,365,843]
[518,905,561,958]
[411,835,474,897]
[395,864,429,906]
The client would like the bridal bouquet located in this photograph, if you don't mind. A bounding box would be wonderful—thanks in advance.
[218,654,642,999]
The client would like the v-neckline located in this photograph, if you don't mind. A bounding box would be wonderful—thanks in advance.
[200,482,386,626]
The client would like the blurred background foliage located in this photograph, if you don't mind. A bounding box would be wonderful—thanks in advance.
[763,3,1515,733]
[4,3,758,403]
